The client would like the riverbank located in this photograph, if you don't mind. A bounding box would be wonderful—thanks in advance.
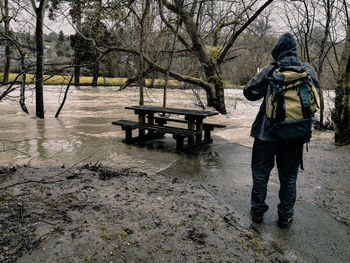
[0,164,287,263]
[1,73,242,89]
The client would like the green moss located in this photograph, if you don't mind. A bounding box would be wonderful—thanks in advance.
[100,228,128,240]
[164,248,173,254]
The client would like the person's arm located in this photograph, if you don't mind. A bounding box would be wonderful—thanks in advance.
[243,64,275,101]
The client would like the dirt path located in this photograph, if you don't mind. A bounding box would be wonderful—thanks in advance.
[0,164,288,263]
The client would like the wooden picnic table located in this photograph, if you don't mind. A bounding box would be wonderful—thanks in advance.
[112,105,225,153]
[125,105,218,142]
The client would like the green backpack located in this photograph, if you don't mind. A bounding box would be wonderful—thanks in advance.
[265,65,319,142]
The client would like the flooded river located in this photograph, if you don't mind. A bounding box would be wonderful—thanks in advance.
[0,85,259,173]
[0,85,335,176]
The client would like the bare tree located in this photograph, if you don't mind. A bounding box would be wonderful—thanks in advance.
[78,0,272,113]
[0,0,11,84]
[50,0,86,86]
[162,0,182,108]
[103,0,274,113]
[70,0,84,86]
[136,0,151,105]
[332,3,350,145]
[0,32,29,114]
[44,0,273,114]
[31,0,48,119]
[157,0,274,113]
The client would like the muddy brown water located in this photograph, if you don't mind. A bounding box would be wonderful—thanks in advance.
[1,85,349,262]
[0,86,251,171]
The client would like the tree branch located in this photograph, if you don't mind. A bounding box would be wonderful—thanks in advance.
[19,72,28,114]
[55,75,74,118]
[157,0,191,51]
[211,1,258,60]
[100,47,215,95]
[217,0,274,65]
[117,67,154,91]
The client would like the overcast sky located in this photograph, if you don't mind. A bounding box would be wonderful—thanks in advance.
[8,1,75,36]
[8,0,347,39]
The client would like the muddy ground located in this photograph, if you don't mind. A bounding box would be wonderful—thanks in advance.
[0,164,289,263]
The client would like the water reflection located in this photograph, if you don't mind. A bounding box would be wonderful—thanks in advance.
[36,119,47,157]
[0,87,200,168]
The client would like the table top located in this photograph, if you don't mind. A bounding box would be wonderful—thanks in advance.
[125,105,218,118]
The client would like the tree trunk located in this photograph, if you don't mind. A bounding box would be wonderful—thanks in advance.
[138,0,151,106]
[176,3,226,113]
[91,0,102,87]
[74,52,81,86]
[206,76,226,114]
[92,60,99,87]
[163,4,180,108]
[316,0,333,128]
[73,0,82,86]
[2,0,10,84]
[332,24,350,145]
[19,47,28,114]
[32,0,48,119]
[201,60,226,113]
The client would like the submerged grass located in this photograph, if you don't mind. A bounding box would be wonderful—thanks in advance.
[1,73,243,89]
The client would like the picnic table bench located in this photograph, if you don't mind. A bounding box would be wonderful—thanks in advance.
[112,105,225,153]
[151,115,226,142]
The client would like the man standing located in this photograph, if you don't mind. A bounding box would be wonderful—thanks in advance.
[243,33,320,228]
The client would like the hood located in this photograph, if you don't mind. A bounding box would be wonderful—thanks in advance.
[271,33,297,61]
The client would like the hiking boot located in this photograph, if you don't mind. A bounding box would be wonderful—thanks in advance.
[277,216,293,228]
[250,209,263,224]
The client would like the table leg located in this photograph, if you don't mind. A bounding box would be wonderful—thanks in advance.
[204,127,213,143]
[138,113,146,138]
[147,112,155,137]
[173,134,185,153]
[195,119,203,143]
[187,117,195,145]
[148,113,154,124]
[125,128,133,144]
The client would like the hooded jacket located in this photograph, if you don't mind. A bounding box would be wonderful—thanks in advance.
[243,33,320,141]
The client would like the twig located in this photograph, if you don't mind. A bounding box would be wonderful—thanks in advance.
[191,87,206,109]
[0,179,66,190]
[35,219,57,226]
[55,150,99,177]
[116,67,154,92]
[26,155,59,167]
[0,150,98,190]
[55,75,74,118]
[0,148,32,157]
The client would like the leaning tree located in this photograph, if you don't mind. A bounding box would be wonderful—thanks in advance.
[100,0,274,114]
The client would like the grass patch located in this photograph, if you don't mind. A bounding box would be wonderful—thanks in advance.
[1,73,242,89]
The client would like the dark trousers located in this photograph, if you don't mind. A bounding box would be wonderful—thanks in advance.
[251,138,302,219]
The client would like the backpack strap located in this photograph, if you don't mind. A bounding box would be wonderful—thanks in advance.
[271,61,279,72]
[298,82,312,118]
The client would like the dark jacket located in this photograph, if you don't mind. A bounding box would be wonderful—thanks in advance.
[243,33,320,141]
